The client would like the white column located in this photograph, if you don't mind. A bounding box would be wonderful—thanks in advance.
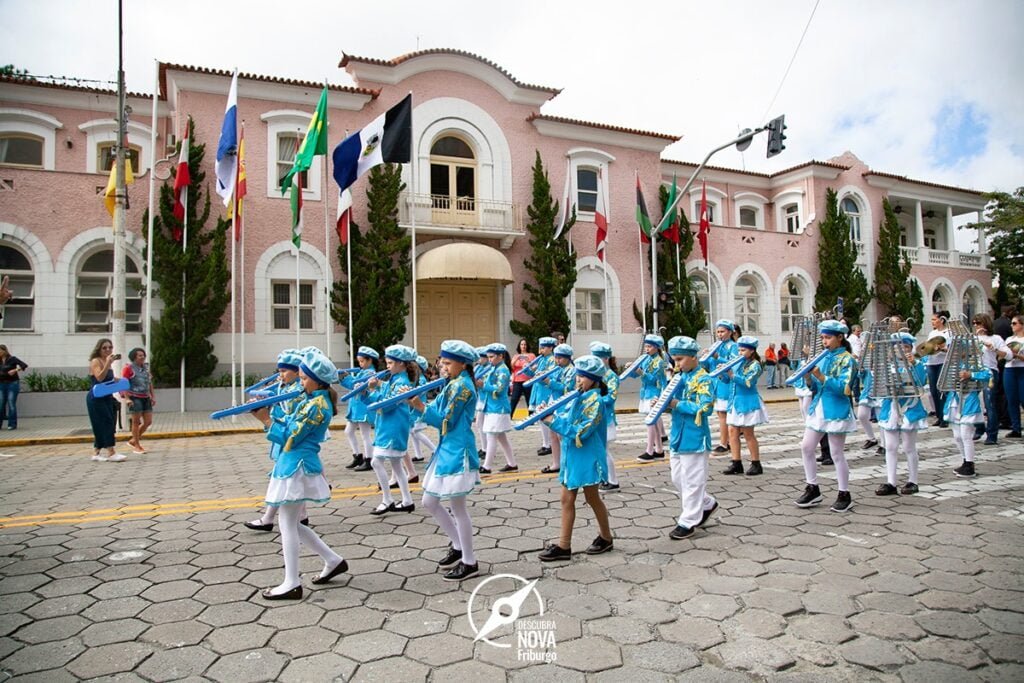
[976,209,987,254]
[914,201,925,249]
[946,206,955,253]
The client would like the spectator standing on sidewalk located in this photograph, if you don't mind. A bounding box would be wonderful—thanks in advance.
[777,343,791,385]
[87,338,125,462]
[764,343,778,388]
[122,348,155,454]
[509,338,536,416]
[0,344,28,430]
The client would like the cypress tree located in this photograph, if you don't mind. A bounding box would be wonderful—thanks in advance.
[331,163,411,351]
[814,187,871,322]
[509,151,577,341]
[874,198,923,333]
[143,117,230,385]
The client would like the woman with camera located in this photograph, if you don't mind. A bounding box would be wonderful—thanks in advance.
[87,338,125,462]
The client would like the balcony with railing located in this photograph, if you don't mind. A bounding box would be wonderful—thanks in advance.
[898,246,987,269]
[398,192,525,248]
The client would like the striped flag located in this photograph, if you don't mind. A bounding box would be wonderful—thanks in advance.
[698,180,710,265]
[290,173,303,248]
[635,173,653,244]
[336,188,352,245]
[214,71,238,206]
[227,126,246,241]
[171,120,190,237]
[332,94,412,193]
[594,168,607,261]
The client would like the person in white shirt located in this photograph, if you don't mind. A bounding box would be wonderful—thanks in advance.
[925,311,951,427]
[1004,315,1024,439]
[973,314,1010,445]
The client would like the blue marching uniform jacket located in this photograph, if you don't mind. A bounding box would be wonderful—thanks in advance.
[720,359,763,414]
[807,348,855,420]
[547,363,577,398]
[877,360,928,425]
[636,354,667,401]
[524,354,554,409]
[367,372,414,451]
[482,364,512,414]
[942,367,993,422]
[700,340,739,402]
[267,378,302,461]
[549,388,607,490]
[669,367,715,454]
[266,390,332,478]
[602,368,619,427]
[422,371,479,478]
[340,368,376,423]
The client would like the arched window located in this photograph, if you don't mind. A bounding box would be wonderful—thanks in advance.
[734,276,760,333]
[0,133,43,168]
[430,135,476,225]
[689,275,712,330]
[931,286,951,315]
[0,244,34,331]
[780,277,804,333]
[841,197,862,242]
[783,203,800,234]
[75,249,142,333]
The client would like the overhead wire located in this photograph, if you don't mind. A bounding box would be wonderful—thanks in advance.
[758,0,821,123]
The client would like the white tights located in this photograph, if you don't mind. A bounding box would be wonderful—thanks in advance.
[345,421,372,455]
[258,501,305,526]
[606,424,618,485]
[371,457,412,506]
[882,430,919,485]
[952,423,977,463]
[410,428,435,461]
[271,503,343,594]
[799,396,811,419]
[857,404,876,441]
[646,417,665,455]
[483,432,516,469]
[422,494,476,565]
[800,429,849,490]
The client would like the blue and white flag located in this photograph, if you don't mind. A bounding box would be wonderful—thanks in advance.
[215,70,239,207]
[332,94,412,193]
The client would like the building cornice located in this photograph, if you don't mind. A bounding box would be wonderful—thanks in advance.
[530,114,678,153]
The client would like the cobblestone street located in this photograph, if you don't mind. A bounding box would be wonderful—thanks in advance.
[1,402,1022,681]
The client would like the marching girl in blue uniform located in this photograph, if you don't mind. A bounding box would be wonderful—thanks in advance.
[365,345,418,515]
[409,340,482,581]
[524,337,557,456]
[721,336,769,476]
[664,336,717,539]
[634,334,667,461]
[253,348,347,600]
[542,343,576,474]
[340,346,379,472]
[480,343,517,474]
[795,320,857,513]
[700,320,739,455]
[408,355,435,463]
[244,349,309,532]
[590,341,621,491]
[473,347,489,457]
[539,355,614,561]
[856,364,880,453]
[875,333,929,496]
[944,353,992,479]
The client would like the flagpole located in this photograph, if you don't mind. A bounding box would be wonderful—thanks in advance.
[408,91,418,351]
[603,174,611,343]
[180,168,187,413]
[230,183,237,409]
[323,79,332,360]
[346,222,354,367]
[635,171,648,334]
[651,229,659,333]
[145,59,158,355]
[112,0,128,430]
[240,124,246,395]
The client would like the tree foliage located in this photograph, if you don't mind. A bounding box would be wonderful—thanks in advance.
[873,198,923,333]
[814,188,872,323]
[331,163,411,351]
[964,187,1024,310]
[143,117,230,385]
[509,151,578,342]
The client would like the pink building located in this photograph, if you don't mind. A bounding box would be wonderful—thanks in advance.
[0,50,991,374]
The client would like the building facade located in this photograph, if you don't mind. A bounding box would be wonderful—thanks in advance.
[0,50,991,374]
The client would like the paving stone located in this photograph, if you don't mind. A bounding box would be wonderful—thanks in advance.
[269,625,339,657]
[622,640,700,673]
[403,632,475,667]
[787,614,857,644]
[431,659,509,682]
[915,610,989,639]
[257,602,324,630]
[730,608,788,638]
[280,652,359,683]
[204,647,288,683]
[80,596,150,622]
[741,588,804,616]
[34,575,100,598]
[350,655,430,682]
[680,593,740,620]
[193,582,257,605]
[0,612,30,637]
[205,622,276,655]
[658,616,726,650]
[588,616,653,644]
[140,620,213,647]
[899,661,983,683]
[976,608,1024,636]
[554,635,622,672]
[977,633,1024,664]
[135,645,218,682]
[382,608,449,638]
[676,665,752,682]
[977,663,1024,683]
[849,610,927,641]
[140,579,203,602]
[801,589,858,617]
[551,594,612,620]
[12,614,90,643]
[137,598,205,624]
[198,601,264,627]
[717,637,796,675]
[771,633,840,668]
[839,635,911,671]
[1,639,86,675]
[65,641,155,679]
[615,597,676,624]
[907,636,991,669]
[366,588,427,612]
[335,629,408,662]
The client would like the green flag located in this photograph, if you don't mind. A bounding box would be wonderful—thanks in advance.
[657,174,678,234]
[290,174,303,248]
[280,86,328,194]
[636,173,653,243]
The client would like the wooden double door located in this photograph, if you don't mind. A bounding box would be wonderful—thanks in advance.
[416,282,497,357]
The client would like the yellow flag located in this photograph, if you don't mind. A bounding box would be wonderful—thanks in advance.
[103,158,135,217]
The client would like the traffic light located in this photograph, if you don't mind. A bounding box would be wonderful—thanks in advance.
[766,115,787,158]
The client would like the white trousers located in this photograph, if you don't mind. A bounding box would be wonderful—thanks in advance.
[670,453,716,529]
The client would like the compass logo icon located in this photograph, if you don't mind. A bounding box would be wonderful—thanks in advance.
[466,573,545,648]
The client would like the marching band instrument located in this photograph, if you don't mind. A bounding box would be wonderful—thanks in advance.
[708,356,744,379]
[91,378,130,398]
[698,340,724,361]
[365,378,447,412]
[245,372,279,394]
[915,337,945,358]
[938,318,986,395]
[617,355,646,381]
[524,366,559,388]
[336,367,362,376]
[339,369,391,402]
[785,349,829,386]
[210,389,304,420]
[523,355,544,372]
[644,373,685,425]
[513,390,581,430]
[867,338,922,407]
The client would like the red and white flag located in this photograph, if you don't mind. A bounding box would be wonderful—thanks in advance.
[171,121,190,241]
[336,188,353,245]
[698,180,710,266]
[594,169,608,261]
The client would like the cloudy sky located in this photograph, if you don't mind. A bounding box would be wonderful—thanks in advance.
[4,0,1022,200]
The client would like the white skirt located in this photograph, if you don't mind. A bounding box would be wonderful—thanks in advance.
[794,387,812,398]
[879,411,928,432]
[945,402,983,426]
[714,399,729,412]
[727,402,770,427]
[265,472,332,507]
[421,468,480,500]
[638,398,655,414]
[373,446,406,460]
[607,423,617,443]
[806,401,857,434]
[482,412,513,434]
[412,420,428,432]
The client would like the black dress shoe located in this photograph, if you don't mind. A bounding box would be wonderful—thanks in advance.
[311,559,349,585]
[722,460,744,475]
[599,482,620,491]
[443,561,480,581]
[499,465,518,472]
[477,449,486,458]
[370,503,390,516]
[261,585,303,600]
[345,454,364,470]
[353,459,373,472]
[438,547,463,569]
[698,501,719,527]
[300,518,310,527]
[819,457,834,466]
[389,501,415,513]
[537,447,552,456]
[479,467,492,475]
[585,536,613,554]
[408,475,419,485]
[244,520,274,532]
[669,525,694,540]
[540,465,559,474]
[539,544,571,562]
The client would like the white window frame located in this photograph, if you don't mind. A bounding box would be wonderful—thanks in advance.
[783,204,801,234]
[734,275,761,334]
[567,148,614,223]
[689,275,713,330]
[75,249,143,333]
[733,192,767,230]
[841,196,863,243]
[779,277,804,334]
[78,118,153,174]
[0,245,35,332]
[260,110,322,201]
[576,166,600,215]
[0,108,62,170]
[574,288,606,333]
[270,280,315,332]
[772,188,804,234]
[690,185,726,226]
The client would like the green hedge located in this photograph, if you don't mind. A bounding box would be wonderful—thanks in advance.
[22,372,264,392]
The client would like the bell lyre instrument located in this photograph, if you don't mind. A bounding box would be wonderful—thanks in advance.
[339,369,391,402]
[514,390,581,430]
[708,356,745,379]
[644,373,685,425]
[365,378,447,412]
[785,349,829,386]
[524,366,559,388]
[244,372,279,395]
[937,317,986,401]
[210,389,304,420]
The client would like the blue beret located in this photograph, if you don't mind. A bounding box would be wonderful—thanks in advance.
[277,348,303,370]
[818,320,849,336]
[644,334,664,348]
[715,319,736,332]
[737,335,759,350]
[574,355,606,382]
[589,341,612,358]
[416,355,429,371]
[486,343,507,355]
[538,337,557,348]
[475,346,489,357]
[891,332,915,346]
[668,336,700,356]
[300,348,338,386]
[385,344,417,363]
[356,346,379,360]
[553,343,574,358]
[440,339,477,365]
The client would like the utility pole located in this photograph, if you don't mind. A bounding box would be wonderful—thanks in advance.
[112,0,128,425]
